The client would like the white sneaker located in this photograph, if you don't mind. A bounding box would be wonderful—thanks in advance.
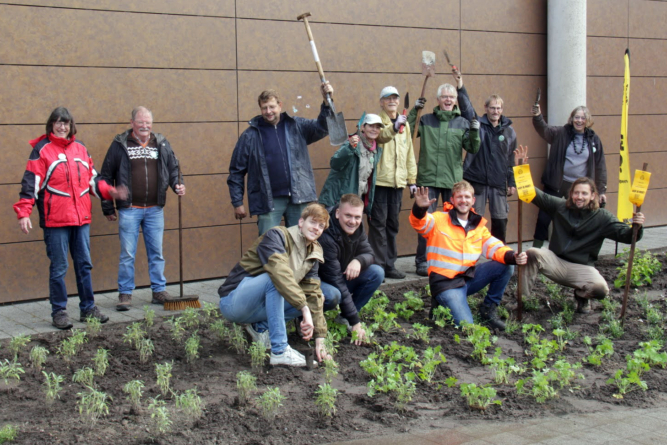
[245,324,271,350]
[270,345,306,367]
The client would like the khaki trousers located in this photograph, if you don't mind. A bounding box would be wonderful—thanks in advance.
[521,248,609,300]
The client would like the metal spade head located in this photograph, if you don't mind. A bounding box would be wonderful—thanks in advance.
[535,87,541,106]
[422,51,436,77]
[326,109,348,146]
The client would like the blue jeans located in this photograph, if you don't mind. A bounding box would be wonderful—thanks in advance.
[43,225,96,317]
[218,273,301,354]
[435,261,514,325]
[118,206,166,294]
[257,197,308,235]
[320,264,385,313]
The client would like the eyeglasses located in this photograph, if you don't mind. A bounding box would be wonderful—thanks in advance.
[572,117,586,122]
[54,121,70,127]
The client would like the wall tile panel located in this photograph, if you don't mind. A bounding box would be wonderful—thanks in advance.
[4,1,235,16]
[587,0,629,37]
[462,0,546,33]
[462,31,546,75]
[588,37,627,77]
[629,0,667,39]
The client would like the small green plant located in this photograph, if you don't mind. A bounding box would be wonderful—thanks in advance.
[0,424,18,443]
[323,331,339,357]
[585,336,614,366]
[202,302,220,321]
[184,332,201,363]
[70,329,88,352]
[551,359,584,389]
[29,346,49,372]
[143,305,156,329]
[230,323,248,354]
[9,334,31,360]
[92,348,109,376]
[432,305,454,328]
[394,301,415,321]
[359,291,390,319]
[180,307,200,329]
[236,371,257,405]
[167,317,186,343]
[57,338,77,364]
[408,323,431,343]
[351,322,374,345]
[418,346,446,382]
[72,366,95,387]
[139,338,155,364]
[463,323,494,364]
[523,296,541,312]
[85,316,102,338]
[607,369,647,398]
[633,340,667,368]
[123,322,146,350]
[374,309,400,332]
[249,341,269,371]
[323,358,339,384]
[123,380,145,410]
[489,348,525,384]
[614,249,661,289]
[601,319,624,339]
[315,383,338,417]
[174,388,204,423]
[210,319,230,342]
[77,386,110,425]
[460,383,501,410]
[257,386,285,420]
[0,359,25,385]
[393,373,416,412]
[516,369,558,403]
[147,396,172,434]
[504,316,521,334]
[552,329,569,351]
[155,362,173,396]
[42,371,64,404]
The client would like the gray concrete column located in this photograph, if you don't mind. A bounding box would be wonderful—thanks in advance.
[547,0,587,125]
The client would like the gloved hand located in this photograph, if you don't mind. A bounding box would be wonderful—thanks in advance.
[415,97,427,110]
[470,119,480,131]
[394,114,407,131]
[409,184,418,196]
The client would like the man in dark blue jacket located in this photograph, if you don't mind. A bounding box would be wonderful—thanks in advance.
[228,83,333,235]
[318,194,384,345]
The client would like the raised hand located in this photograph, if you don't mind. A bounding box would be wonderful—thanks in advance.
[514,144,529,166]
[414,187,436,209]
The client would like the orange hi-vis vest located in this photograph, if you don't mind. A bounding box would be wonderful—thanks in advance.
[410,202,512,279]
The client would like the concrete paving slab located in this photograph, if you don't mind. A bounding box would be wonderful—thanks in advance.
[0,316,39,337]
[410,428,477,445]
[622,414,667,432]
[631,430,667,445]
[470,430,535,445]
[511,424,563,442]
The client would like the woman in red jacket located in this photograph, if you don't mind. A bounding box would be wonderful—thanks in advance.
[14,107,126,329]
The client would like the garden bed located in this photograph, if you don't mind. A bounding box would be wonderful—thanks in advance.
[1,250,667,444]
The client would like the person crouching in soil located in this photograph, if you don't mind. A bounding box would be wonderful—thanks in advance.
[218,203,331,367]
[410,181,527,330]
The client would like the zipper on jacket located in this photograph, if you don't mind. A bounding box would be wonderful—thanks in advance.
[47,193,52,222]
[77,162,81,186]
[275,125,291,197]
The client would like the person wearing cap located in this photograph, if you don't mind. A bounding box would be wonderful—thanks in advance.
[319,113,384,211]
[409,76,481,276]
[366,87,418,280]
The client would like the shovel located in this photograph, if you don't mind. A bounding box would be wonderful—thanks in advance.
[399,92,410,134]
[297,12,347,146]
[411,51,436,148]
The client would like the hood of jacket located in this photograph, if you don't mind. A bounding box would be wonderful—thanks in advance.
[433,105,461,122]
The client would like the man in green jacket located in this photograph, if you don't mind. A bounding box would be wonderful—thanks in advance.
[409,83,481,276]
[521,174,645,314]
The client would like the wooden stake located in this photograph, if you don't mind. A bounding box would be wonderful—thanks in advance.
[516,159,524,321]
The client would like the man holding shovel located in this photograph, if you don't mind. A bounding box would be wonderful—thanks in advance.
[515,146,645,314]
[228,83,334,235]
[409,78,481,276]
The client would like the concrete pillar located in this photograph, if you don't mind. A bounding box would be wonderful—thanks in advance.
[547,0,587,125]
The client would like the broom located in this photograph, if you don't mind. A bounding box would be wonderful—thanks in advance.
[164,160,201,311]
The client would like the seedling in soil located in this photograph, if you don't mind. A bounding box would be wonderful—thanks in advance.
[139,338,155,364]
[633,340,667,368]
[551,359,584,389]
[523,295,541,312]
[647,325,665,342]
[418,346,446,383]
[29,346,49,372]
[210,319,230,343]
[143,305,156,329]
[249,341,269,371]
[351,322,374,345]
[323,331,339,357]
[600,318,624,339]
[123,380,145,410]
[432,306,454,328]
[69,329,88,352]
[148,396,172,434]
[256,386,285,420]
[522,323,545,346]
[504,316,520,334]
[201,301,220,321]
[463,323,494,364]
[93,348,109,376]
[626,357,650,377]
[230,323,248,354]
[489,348,525,385]
[323,358,338,384]
[123,322,146,350]
[516,369,558,403]
[0,424,18,443]
[315,383,338,417]
[85,316,102,338]
[57,338,77,363]
[72,366,95,387]
[167,317,186,343]
[77,386,110,426]
[529,339,558,370]
[393,372,416,412]
[174,388,204,423]
[374,309,400,333]
[9,334,31,360]
[0,359,25,384]
[585,337,614,366]
[155,362,173,396]
[552,329,568,351]
[614,248,661,289]
[394,302,415,321]
[180,307,200,329]
[542,276,568,308]
[407,323,431,343]
[359,291,389,320]
[402,291,425,311]
[42,371,64,405]
[460,383,501,410]
[607,369,647,398]
[184,332,201,363]
[236,371,257,405]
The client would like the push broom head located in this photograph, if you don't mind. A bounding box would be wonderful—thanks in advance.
[164,295,201,311]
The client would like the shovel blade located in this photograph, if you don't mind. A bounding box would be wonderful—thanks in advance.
[326,112,348,146]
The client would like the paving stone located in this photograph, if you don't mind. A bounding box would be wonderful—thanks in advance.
[0,316,39,337]
[471,431,534,445]
[631,430,667,444]
[412,428,477,445]
[511,424,563,442]
[622,414,667,432]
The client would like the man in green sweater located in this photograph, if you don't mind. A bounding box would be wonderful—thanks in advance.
[409,83,481,276]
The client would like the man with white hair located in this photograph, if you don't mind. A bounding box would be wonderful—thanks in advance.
[408,82,481,276]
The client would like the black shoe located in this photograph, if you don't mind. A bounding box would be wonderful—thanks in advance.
[416,263,428,277]
[479,303,506,331]
[52,311,73,330]
[385,268,406,279]
[80,306,109,323]
[575,296,591,314]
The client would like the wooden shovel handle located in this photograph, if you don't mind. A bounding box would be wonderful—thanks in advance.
[516,158,524,321]
[298,12,326,82]
[411,76,430,148]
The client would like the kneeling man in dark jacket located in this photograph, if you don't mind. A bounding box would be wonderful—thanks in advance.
[319,194,385,344]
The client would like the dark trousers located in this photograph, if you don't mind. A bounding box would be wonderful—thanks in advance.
[415,187,452,265]
[533,180,572,241]
[369,186,403,270]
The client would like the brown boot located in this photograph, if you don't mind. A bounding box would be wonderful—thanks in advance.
[116,293,132,311]
[151,290,170,304]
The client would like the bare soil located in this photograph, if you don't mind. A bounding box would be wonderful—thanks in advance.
[2,251,667,444]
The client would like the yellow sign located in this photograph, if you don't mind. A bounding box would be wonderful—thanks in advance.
[513,164,536,203]
[629,170,650,207]
[618,49,632,224]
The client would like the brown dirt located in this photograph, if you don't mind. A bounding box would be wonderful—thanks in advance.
[2,251,667,444]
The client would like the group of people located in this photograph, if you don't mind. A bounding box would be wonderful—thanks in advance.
[15,69,645,367]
